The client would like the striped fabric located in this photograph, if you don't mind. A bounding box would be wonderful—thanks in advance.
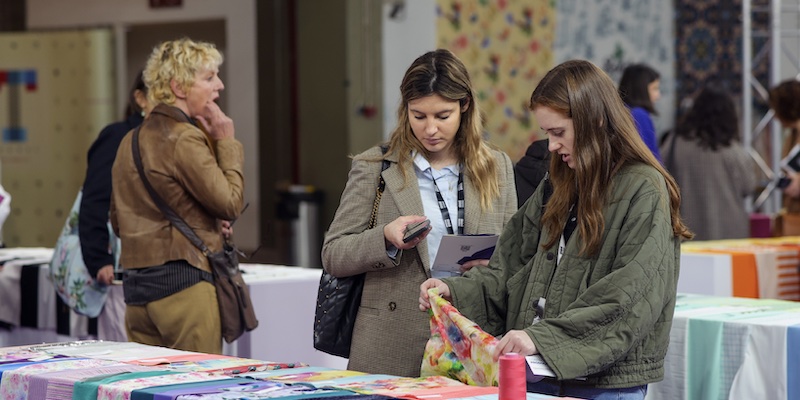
[683,237,800,300]
[28,364,155,400]
[648,294,800,400]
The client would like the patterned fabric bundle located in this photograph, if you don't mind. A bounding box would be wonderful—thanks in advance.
[48,190,119,317]
[420,288,499,386]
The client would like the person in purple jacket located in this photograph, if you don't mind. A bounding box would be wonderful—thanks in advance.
[619,64,662,162]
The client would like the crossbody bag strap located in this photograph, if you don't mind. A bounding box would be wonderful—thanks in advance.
[368,145,390,229]
[132,127,210,255]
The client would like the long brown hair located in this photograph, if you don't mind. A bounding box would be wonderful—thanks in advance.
[530,60,692,256]
[387,49,500,211]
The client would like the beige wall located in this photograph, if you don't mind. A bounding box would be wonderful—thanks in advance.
[0,29,114,246]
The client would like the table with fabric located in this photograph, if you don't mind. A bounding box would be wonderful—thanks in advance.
[0,254,344,369]
[227,263,349,370]
[677,237,800,300]
[0,247,109,347]
[646,294,800,400]
[0,340,573,399]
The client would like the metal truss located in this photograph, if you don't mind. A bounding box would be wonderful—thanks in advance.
[745,0,800,212]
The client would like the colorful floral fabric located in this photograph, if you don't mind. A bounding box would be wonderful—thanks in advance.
[333,375,459,393]
[420,288,499,386]
[28,364,157,400]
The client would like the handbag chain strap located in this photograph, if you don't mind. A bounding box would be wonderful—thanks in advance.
[131,127,212,256]
[369,145,390,229]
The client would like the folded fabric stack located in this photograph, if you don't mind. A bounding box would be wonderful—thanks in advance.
[682,237,800,300]
[0,340,572,400]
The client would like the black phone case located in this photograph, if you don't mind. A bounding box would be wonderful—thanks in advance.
[403,220,430,243]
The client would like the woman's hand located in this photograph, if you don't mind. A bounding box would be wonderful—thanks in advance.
[419,278,450,311]
[460,259,490,273]
[96,265,115,286]
[383,215,430,250]
[785,172,800,198]
[195,101,234,140]
[221,220,233,239]
[493,330,538,361]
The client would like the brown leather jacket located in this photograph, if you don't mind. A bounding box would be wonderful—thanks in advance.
[110,104,244,272]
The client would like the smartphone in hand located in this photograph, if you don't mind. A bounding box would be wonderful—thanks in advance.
[403,219,431,243]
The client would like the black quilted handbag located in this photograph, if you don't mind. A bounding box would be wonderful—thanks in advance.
[313,272,364,358]
[313,150,389,358]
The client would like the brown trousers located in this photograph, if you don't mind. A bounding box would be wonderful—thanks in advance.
[125,281,222,354]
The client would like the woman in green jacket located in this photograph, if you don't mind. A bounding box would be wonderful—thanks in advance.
[420,60,692,399]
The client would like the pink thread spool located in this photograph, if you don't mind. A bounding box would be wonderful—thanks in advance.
[499,353,526,400]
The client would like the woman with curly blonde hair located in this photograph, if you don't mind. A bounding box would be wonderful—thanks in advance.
[322,49,517,377]
[111,38,244,354]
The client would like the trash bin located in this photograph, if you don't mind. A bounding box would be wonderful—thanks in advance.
[276,185,324,267]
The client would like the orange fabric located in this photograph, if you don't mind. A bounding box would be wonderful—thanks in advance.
[728,252,760,298]
[684,238,800,301]
[689,250,759,298]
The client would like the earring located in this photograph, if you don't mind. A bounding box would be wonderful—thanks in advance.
[141,110,146,117]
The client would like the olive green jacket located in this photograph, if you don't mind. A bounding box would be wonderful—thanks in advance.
[444,163,680,388]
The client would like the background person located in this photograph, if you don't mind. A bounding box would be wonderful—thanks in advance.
[321,49,517,377]
[619,63,662,162]
[110,38,244,354]
[420,60,692,400]
[769,80,800,236]
[80,70,150,286]
[514,138,550,207]
[661,85,757,240]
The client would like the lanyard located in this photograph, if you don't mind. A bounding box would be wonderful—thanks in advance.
[558,203,578,266]
[431,171,464,235]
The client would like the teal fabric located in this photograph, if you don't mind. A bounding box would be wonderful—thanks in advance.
[686,318,724,400]
[72,370,178,400]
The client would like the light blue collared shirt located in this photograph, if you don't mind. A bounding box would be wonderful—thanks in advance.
[412,152,461,278]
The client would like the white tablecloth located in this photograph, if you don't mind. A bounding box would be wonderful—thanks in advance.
[646,294,800,400]
[0,247,96,347]
[228,264,348,369]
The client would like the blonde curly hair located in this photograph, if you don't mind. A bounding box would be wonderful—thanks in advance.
[143,38,223,106]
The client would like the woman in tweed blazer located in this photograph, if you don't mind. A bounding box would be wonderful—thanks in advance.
[321,49,517,377]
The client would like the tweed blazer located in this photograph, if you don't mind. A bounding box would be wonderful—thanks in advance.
[321,145,517,377]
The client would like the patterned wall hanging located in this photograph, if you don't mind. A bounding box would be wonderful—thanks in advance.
[554,0,676,136]
[436,0,555,162]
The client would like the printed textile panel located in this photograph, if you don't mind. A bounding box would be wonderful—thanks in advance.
[436,0,555,162]
[554,0,676,135]
[675,0,770,117]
